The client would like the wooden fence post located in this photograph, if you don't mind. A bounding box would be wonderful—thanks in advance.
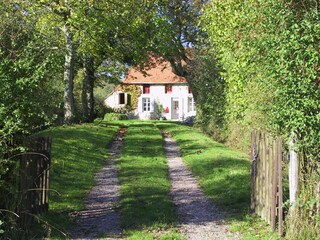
[251,130,258,211]
[317,182,320,216]
[19,136,51,225]
[271,139,278,230]
[277,138,283,236]
[289,132,299,207]
[251,130,284,236]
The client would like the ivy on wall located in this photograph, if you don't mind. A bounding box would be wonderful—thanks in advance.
[116,84,142,109]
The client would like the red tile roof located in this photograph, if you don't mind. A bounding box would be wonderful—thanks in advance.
[123,56,187,84]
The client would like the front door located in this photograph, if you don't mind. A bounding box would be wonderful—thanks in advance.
[171,98,179,120]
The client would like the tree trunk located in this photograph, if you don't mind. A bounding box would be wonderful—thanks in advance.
[82,59,89,122]
[289,132,299,207]
[83,57,95,122]
[62,25,75,124]
[317,182,320,215]
[88,74,95,122]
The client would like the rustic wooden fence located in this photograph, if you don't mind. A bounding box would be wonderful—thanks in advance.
[19,136,51,224]
[251,130,283,236]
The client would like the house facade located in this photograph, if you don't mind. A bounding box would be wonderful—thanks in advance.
[104,57,196,121]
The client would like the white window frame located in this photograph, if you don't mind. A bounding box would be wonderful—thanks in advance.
[188,97,196,112]
[142,97,151,112]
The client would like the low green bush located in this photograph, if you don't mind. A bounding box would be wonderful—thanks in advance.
[94,100,113,119]
[104,113,128,121]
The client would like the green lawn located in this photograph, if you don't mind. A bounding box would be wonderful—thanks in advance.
[116,121,181,239]
[32,121,182,239]
[36,123,120,238]
[29,120,279,239]
[157,122,250,211]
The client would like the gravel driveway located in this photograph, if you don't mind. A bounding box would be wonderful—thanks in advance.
[70,128,240,239]
[70,128,126,239]
[163,131,240,240]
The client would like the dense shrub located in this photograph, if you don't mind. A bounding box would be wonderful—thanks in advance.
[103,113,128,121]
[201,0,320,238]
[94,100,113,119]
[189,47,227,143]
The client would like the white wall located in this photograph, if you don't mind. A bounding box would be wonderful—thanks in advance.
[135,84,196,120]
[104,91,119,108]
[104,91,128,110]
[104,85,196,120]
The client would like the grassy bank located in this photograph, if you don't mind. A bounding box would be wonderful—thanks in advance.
[36,123,119,238]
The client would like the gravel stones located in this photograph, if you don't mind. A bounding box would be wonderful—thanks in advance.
[163,132,240,240]
[70,129,126,239]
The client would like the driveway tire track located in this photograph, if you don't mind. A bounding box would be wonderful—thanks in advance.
[71,128,127,239]
[163,131,240,240]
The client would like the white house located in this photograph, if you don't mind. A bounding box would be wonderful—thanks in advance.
[104,57,196,121]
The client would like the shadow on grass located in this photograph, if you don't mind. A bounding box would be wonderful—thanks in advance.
[36,121,251,237]
[120,183,177,229]
[115,121,250,228]
[183,153,250,217]
[117,123,178,230]
[95,120,129,128]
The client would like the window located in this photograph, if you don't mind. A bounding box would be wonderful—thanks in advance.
[142,97,151,111]
[188,97,196,112]
[165,85,172,94]
[119,93,125,104]
[143,84,150,94]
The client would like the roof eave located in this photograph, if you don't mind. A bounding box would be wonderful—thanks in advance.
[123,82,188,85]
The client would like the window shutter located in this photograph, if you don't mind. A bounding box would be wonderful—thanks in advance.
[127,94,131,106]
[150,98,155,112]
[138,97,142,112]
[143,84,150,94]
[165,85,172,93]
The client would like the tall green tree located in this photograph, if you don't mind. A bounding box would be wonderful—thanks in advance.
[24,0,164,123]
[150,0,208,100]
[0,2,63,237]
[25,0,79,124]
[189,45,226,142]
[73,0,159,121]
